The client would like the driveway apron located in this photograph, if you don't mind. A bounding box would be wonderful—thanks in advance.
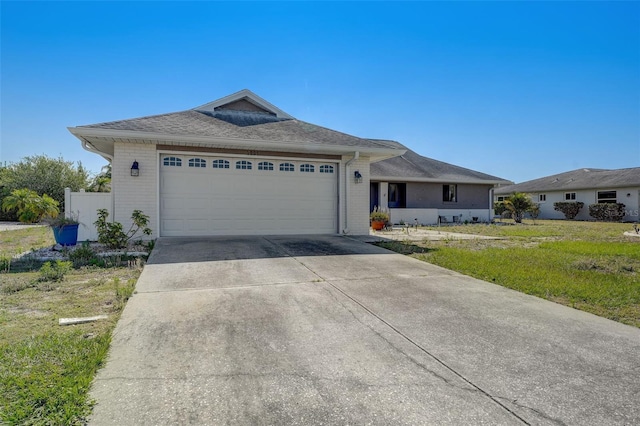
[89,236,640,425]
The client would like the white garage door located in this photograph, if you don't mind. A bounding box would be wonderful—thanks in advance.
[160,154,338,236]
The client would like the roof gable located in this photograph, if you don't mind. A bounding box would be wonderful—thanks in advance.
[194,89,294,119]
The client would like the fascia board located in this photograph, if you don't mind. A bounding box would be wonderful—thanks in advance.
[68,127,404,158]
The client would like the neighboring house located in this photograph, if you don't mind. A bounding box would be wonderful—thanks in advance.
[68,89,404,237]
[494,168,640,222]
[370,143,512,225]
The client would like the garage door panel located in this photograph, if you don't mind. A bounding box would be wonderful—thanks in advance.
[160,156,338,236]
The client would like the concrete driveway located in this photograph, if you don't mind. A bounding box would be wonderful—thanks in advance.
[89,235,640,425]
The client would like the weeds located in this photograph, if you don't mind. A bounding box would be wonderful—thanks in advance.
[113,277,136,311]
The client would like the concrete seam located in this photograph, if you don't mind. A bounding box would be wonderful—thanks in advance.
[265,236,531,426]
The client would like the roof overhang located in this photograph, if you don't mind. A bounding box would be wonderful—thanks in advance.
[68,127,404,162]
[371,175,512,185]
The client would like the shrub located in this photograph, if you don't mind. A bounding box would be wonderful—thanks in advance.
[68,242,97,267]
[554,202,584,220]
[94,209,152,249]
[38,260,72,282]
[589,203,626,222]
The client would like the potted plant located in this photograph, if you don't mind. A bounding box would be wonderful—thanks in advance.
[370,207,390,231]
[44,213,80,246]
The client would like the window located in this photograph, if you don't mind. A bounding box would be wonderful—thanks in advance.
[235,160,252,170]
[300,164,315,173]
[163,156,182,166]
[388,183,406,208]
[279,163,295,172]
[320,165,334,174]
[258,161,274,171]
[539,194,546,202]
[188,158,206,168]
[496,196,506,202]
[212,159,230,169]
[443,184,457,202]
[597,190,617,204]
[565,192,576,200]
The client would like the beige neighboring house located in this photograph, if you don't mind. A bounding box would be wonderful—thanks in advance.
[494,168,640,222]
[68,89,404,237]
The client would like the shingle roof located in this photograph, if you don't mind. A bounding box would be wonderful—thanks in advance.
[371,142,512,184]
[494,168,640,194]
[79,109,396,150]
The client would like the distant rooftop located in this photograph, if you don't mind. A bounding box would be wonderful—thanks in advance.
[494,167,640,194]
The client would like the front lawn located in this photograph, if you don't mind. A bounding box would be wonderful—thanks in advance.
[0,226,143,424]
[376,220,640,327]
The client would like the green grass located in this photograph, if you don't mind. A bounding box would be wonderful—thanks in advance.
[377,220,640,327]
[0,226,143,424]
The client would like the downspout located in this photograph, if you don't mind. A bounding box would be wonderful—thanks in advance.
[489,187,494,222]
[342,151,360,234]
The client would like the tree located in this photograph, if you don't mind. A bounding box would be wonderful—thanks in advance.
[0,155,90,211]
[88,164,111,192]
[504,192,535,224]
[2,188,59,223]
[553,202,584,220]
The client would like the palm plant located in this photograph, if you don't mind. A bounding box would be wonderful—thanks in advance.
[504,192,535,224]
[1,188,59,223]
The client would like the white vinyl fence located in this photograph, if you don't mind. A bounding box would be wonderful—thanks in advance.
[65,188,112,241]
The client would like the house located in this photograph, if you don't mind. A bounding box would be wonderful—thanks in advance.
[370,142,512,224]
[68,90,405,238]
[494,168,640,222]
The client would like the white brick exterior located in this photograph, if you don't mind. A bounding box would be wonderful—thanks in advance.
[340,155,370,235]
[112,142,158,239]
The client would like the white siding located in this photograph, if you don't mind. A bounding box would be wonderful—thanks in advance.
[112,142,158,240]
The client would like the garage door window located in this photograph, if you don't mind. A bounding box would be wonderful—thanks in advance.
[258,161,274,171]
[280,163,295,172]
[300,164,315,173]
[163,156,182,166]
[236,160,252,170]
[188,158,206,168]
[320,165,334,174]
[212,159,229,169]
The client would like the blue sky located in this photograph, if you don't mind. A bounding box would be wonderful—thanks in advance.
[1,1,639,183]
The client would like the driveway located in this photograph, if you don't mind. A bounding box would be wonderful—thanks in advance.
[89,236,640,425]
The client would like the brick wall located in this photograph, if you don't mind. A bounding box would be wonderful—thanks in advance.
[112,142,158,240]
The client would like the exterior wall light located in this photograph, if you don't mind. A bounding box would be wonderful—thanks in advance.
[131,160,140,177]
[354,170,363,184]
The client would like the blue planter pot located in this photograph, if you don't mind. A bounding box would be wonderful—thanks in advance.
[52,224,79,246]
